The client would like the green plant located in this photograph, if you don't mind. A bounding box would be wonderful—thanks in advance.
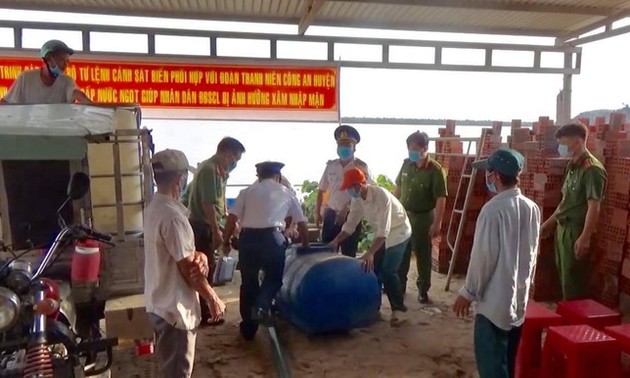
[300,180,319,224]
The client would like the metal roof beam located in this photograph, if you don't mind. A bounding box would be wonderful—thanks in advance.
[562,23,630,45]
[556,11,630,44]
[299,0,326,35]
[339,0,615,16]
[0,19,582,75]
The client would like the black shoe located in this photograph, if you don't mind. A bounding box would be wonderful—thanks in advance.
[418,293,430,304]
[239,322,258,341]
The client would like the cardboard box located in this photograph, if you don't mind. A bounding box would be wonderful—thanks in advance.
[105,294,153,341]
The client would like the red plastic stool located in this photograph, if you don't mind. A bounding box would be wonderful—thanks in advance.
[539,324,621,378]
[556,299,622,330]
[515,302,565,378]
[604,324,630,377]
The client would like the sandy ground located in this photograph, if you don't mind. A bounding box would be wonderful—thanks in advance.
[188,262,478,378]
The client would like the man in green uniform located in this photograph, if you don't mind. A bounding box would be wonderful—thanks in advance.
[185,136,246,326]
[541,123,606,300]
[395,131,447,304]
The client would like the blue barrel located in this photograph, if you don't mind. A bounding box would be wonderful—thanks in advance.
[277,243,381,335]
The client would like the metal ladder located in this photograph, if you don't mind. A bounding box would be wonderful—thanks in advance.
[444,129,487,291]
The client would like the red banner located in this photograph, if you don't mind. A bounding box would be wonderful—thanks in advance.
[0,58,338,112]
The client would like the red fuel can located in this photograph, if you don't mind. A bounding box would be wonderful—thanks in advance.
[71,239,101,283]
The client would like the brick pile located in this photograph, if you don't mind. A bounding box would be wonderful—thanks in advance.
[509,116,567,301]
[431,121,501,275]
[581,113,630,308]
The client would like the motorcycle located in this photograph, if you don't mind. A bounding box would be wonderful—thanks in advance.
[0,172,118,377]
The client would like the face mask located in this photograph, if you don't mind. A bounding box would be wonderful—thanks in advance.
[348,188,360,199]
[485,174,497,194]
[557,144,570,157]
[228,161,237,173]
[337,146,353,160]
[179,174,188,197]
[47,59,62,78]
[408,151,421,162]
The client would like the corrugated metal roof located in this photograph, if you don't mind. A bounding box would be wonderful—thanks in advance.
[1,0,629,38]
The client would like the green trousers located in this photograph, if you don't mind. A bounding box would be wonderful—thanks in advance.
[555,223,591,300]
[398,211,433,294]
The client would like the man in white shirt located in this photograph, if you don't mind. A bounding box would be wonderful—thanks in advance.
[452,148,541,378]
[0,39,92,104]
[222,161,309,340]
[144,149,226,378]
[316,125,374,257]
[330,167,412,325]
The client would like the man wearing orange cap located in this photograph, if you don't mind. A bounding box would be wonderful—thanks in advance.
[329,168,411,324]
[317,125,373,257]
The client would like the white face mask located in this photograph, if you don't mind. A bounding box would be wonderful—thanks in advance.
[557,144,570,157]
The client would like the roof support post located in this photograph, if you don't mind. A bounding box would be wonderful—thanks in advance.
[557,52,573,125]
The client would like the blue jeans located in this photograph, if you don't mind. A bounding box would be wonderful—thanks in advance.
[321,208,361,257]
[238,228,287,335]
[374,239,409,312]
[474,314,522,378]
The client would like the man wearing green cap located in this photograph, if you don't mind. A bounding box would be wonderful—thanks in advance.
[1,39,92,104]
[453,148,540,378]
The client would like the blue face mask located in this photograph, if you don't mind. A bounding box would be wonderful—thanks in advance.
[485,174,497,194]
[408,151,421,162]
[47,59,62,78]
[228,161,237,173]
[557,144,570,157]
[337,146,353,160]
[348,188,360,199]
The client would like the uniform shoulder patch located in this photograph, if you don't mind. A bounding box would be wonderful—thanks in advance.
[582,159,593,169]
[428,159,443,170]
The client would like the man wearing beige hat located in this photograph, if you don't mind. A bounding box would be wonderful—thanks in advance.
[144,149,226,378]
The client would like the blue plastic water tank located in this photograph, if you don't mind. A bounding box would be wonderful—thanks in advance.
[277,243,381,335]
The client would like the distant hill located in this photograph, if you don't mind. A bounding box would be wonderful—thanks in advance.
[575,105,630,123]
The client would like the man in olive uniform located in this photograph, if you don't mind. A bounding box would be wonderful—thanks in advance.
[541,123,606,300]
[317,125,373,257]
[185,137,246,326]
[395,131,447,304]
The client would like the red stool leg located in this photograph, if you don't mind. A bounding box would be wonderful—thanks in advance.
[517,327,543,377]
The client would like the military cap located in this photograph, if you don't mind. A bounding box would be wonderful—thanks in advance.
[255,161,285,176]
[334,125,361,144]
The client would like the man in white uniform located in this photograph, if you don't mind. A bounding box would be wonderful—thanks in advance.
[223,161,309,340]
[1,39,92,104]
[317,125,373,257]
[330,168,412,325]
[453,148,540,378]
[144,149,226,378]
